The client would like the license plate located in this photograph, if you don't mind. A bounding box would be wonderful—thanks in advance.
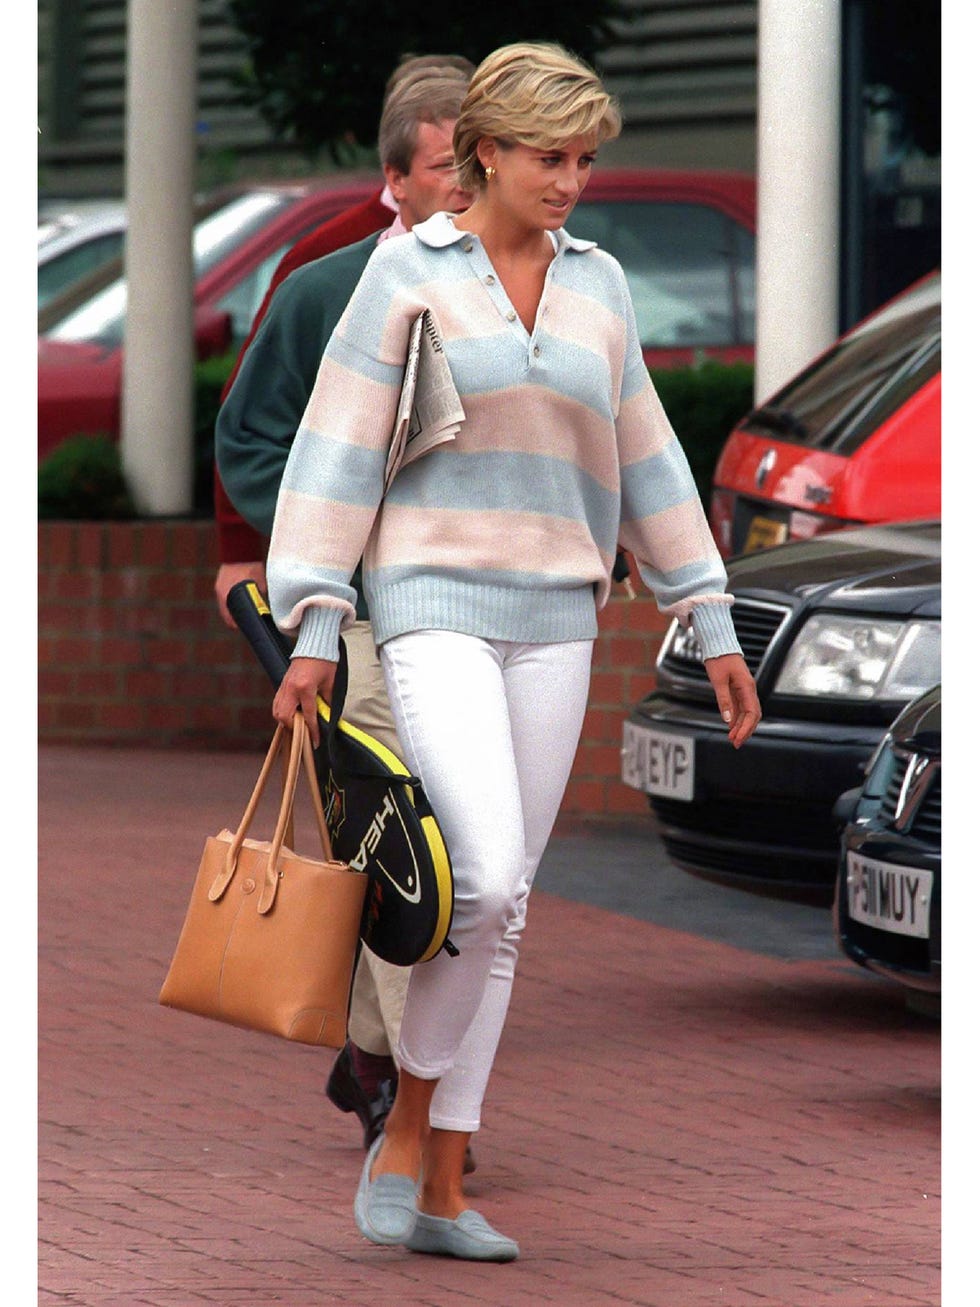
[621,721,694,800]
[744,515,788,552]
[846,852,933,938]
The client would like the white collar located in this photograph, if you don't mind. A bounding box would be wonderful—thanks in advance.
[413,211,596,254]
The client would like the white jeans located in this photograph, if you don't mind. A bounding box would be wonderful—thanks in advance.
[380,630,593,1132]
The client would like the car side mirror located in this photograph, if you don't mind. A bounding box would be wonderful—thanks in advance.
[193,307,232,361]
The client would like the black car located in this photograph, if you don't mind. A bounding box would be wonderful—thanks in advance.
[832,685,940,993]
[620,520,941,903]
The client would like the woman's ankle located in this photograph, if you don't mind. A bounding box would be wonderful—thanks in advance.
[418,1184,467,1220]
[372,1127,422,1180]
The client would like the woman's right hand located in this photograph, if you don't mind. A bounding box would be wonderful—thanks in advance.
[273,656,337,748]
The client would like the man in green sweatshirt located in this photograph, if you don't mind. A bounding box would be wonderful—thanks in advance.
[215,64,472,1156]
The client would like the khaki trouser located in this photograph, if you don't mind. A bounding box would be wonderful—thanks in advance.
[341,620,410,1056]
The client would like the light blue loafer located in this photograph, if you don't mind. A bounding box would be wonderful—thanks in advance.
[353,1134,418,1246]
[406,1209,519,1262]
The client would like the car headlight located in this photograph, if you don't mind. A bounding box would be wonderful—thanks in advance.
[774,615,940,700]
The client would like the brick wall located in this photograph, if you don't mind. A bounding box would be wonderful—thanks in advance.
[38,521,666,817]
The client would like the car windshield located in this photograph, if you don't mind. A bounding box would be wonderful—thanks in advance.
[565,199,755,348]
[46,192,293,347]
[741,273,941,454]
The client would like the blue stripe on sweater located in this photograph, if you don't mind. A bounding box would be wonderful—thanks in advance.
[282,431,386,506]
[325,334,405,388]
[446,335,616,419]
[635,556,729,608]
[619,442,701,521]
[385,448,619,537]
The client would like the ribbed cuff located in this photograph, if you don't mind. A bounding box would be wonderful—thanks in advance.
[292,605,344,662]
[691,601,742,660]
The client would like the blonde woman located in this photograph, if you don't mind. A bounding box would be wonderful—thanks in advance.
[268,42,761,1261]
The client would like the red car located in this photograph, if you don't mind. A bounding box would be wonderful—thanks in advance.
[38,178,378,458]
[565,168,756,369]
[39,169,757,459]
[709,270,941,558]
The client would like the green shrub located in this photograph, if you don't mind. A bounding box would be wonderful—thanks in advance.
[650,361,755,508]
[38,435,136,520]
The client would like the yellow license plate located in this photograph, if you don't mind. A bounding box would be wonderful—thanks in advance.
[744,516,789,552]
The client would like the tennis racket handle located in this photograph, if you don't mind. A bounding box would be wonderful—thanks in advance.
[226,580,291,689]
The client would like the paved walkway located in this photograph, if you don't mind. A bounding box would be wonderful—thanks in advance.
[38,745,941,1306]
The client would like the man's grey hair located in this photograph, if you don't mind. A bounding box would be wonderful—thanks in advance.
[379,66,472,174]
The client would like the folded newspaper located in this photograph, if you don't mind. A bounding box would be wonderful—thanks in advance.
[384,310,465,493]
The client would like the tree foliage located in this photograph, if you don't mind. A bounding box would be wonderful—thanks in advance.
[227,0,627,161]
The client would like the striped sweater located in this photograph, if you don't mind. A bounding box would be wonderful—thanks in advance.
[267,210,740,663]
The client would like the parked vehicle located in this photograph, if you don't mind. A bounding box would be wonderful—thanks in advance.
[37,199,128,309]
[38,201,128,309]
[709,271,940,559]
[620,520,941,904]
[37,178,378,458]
[38,169,756,459]
[564,169,756,368]
[832,685,940,994]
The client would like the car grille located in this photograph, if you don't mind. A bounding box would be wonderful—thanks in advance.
[650,795,838,900]
[880,752,941,847]
[658,598,791,682]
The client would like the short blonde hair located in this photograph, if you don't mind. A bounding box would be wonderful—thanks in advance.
[454,43,621,193]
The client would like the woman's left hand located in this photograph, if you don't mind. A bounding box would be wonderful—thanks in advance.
[703,653,762,749]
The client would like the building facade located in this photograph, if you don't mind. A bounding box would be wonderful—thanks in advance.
[37,0,938,329]
[37,0,762,196]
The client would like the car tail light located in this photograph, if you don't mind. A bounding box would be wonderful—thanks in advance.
[709,488,735,557]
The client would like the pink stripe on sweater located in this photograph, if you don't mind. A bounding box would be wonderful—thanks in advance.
[619,496,719,574]
[302,358,398,450]
[271,489,378,569]
[365,503,615,579]
[615,385,679,467]
[457,389,621,490]
[543,281,626,402]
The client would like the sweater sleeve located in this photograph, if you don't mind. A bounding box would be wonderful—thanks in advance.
[611,263,741,661]
[266,243,412,661]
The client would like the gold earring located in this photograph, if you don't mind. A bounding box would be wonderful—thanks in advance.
[485,165,496,181]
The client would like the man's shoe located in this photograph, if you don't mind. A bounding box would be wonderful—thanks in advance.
[406,1209,519,1262]
[353,1134,418,1246]
[325,1041,397,1149]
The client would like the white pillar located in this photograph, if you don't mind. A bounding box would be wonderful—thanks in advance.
[121,0,198,514]
[755,0,841,404]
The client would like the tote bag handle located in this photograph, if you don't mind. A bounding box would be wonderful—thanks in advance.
[207,714,336,911]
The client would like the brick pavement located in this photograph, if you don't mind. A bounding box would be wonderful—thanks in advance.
[38,744,941,1306]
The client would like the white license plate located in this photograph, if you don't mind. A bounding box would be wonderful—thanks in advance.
[846,852,933,939]
[621,721,694,800]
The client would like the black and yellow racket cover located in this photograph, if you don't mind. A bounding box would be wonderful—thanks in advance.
[226,581,455,966]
